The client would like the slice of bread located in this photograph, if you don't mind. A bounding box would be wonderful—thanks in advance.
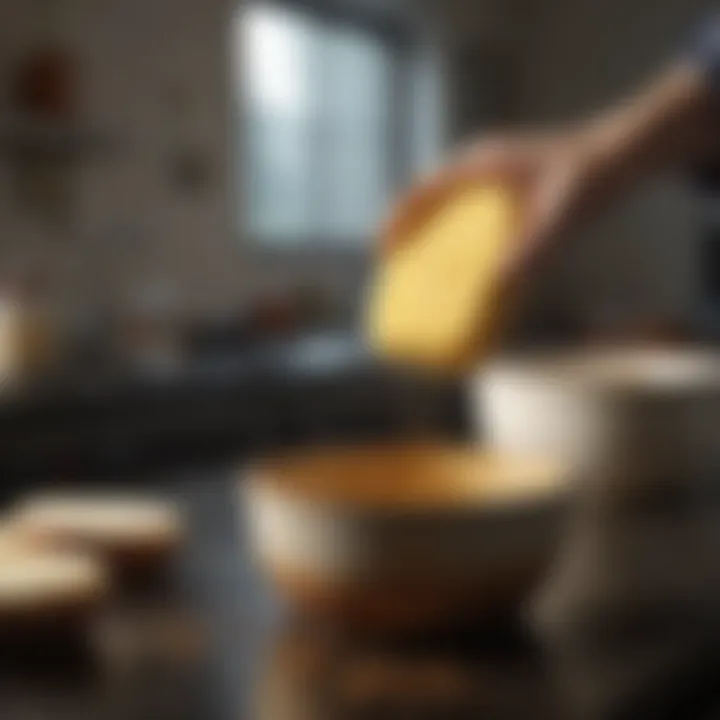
[0,528,108,650]
[0,552,108,618]
[366,185,517,371]
[12,494,184,573]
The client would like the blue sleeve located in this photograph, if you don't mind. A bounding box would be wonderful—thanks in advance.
[686,12,720,191]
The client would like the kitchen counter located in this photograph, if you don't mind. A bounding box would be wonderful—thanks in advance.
[0,335,467,480]
[0,475,557,720]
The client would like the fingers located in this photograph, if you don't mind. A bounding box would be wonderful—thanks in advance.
[379,138,533,257]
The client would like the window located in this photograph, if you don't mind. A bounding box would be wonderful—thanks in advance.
[235,1,442,246]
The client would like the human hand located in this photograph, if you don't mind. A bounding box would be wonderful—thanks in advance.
[380,128,620,289]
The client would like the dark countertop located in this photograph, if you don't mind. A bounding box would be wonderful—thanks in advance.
[0,336,378,408]
[0,474,557,720]
[0,335,468,481]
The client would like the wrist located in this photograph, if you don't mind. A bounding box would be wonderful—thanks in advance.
[579,63,713,182]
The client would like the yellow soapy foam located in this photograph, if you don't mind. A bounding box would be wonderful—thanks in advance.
[366,185,516,370]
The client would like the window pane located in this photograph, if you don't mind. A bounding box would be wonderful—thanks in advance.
[238,4,407,245]
[241,5,319,241]
[412,46,446,176]
[319,25,392,240]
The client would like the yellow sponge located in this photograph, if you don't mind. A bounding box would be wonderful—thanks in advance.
[366,185,516,371]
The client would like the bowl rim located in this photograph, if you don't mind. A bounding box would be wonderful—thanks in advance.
[478,346,720,395]
[241,442,573,518]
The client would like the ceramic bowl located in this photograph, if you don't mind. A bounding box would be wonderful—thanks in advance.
[474,346,720,484]
[243,443,571,631]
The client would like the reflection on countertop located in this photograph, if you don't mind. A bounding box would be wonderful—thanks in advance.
[254,618,557,720]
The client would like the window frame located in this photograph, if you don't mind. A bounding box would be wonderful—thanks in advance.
[235,0,426,253]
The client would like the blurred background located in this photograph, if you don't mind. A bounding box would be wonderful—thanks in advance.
[0,1,719,719]
[0,0,713,480]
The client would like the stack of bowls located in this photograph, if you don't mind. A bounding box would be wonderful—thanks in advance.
[475,346,720,714]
